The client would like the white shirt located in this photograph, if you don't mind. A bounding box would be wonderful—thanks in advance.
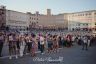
[83,37,87,43]
[9,35,13,41]
[40,36,44,45]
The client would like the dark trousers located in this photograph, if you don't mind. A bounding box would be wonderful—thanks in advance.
[40,44,44,53]
[82,43,88,50]
[0,41,3,57]
[26,43,32,53]
[67,41,71,47]
[38,41,40,50]
[59,41,62,47]
[62,40,65,47]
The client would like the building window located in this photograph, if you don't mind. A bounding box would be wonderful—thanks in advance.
[83,24,85,25]
[95,23,96,25]
[32,18,33,20]
[78,24,80,26]
[94,13,96,15]
[85,13,88,16]
[86,24,88,25]
[82,13,85,16]
[85,13,91,16]
[80,14,82,16]
[89,13,91,15]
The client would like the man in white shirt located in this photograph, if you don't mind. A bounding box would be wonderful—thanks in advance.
[82,36,88,50]
[39,35,45,54]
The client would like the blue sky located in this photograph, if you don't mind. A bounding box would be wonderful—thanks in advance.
[0,0,96,14]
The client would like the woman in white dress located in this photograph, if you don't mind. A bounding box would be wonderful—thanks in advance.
[19,34,26,57]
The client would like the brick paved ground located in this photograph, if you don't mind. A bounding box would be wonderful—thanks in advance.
[0,43,96,64]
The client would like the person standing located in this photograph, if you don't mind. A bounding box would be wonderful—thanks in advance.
[0,32,5,57]
[52,35,58,52]
[16,34,20,56]
[8,33,18,59]
[87,36,91,47]
[25,34,32,54]
[13,33,18,59]
[37,34,40,51]
[67,34,72,47]
[47,34,53,53]
[39,34,45,54]
[61,35,65,48]
[58,35,62,48]
[31,34,37,57]
[82,36,88,50]
[19,34,26,57]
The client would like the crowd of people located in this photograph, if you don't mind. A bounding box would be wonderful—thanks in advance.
[0,31,96,59]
